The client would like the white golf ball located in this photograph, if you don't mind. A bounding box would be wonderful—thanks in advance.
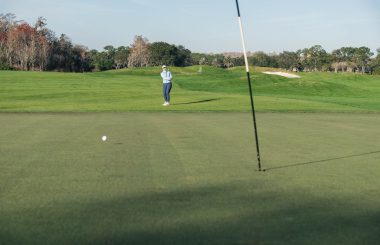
[102,136,107,141]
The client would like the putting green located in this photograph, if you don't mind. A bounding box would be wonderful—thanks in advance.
[1,112,379,244]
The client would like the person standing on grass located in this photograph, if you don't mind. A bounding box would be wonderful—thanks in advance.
[161,65,172,106]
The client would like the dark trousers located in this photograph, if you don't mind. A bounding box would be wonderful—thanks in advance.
[163,83,172,102]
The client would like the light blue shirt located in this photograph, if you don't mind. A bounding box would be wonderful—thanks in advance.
[161,70,172,84]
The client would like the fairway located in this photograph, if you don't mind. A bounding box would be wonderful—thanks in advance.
[1,112,380,244]
[1,67,380,112]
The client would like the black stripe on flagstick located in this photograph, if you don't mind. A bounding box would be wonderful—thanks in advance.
[246,71,262,171]
[235,0,241,17]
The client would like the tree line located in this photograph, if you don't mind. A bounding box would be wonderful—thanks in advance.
[1,13,379,74]
[244,45,380,75]
[0,14,192,72]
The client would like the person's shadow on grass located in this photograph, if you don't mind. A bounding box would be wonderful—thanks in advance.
[171,98,219,105]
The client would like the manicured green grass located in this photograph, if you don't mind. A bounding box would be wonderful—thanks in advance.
[1,68,380,244]
[1,112,380,245]
[1,66,379,112]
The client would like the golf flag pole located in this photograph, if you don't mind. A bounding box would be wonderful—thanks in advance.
[235,0,262,171]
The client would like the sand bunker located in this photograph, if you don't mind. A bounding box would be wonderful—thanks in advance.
[263,71,301,78]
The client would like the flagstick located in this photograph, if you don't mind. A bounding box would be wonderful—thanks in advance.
[235,0,262,171]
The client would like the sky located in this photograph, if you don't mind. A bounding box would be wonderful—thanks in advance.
[1,0,380,54]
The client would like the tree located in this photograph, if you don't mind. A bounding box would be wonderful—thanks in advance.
[232,56,245,66]
[114,46,129,69]
[71,45,91,72]
[149,42,191,67]
[332,47,356,62]
[353,46,373,74]
[38,35,50,70]
[190,53,207,66]
[301,45,328,71]
[102,45,116,69]
[223,56,234,68]
[331,47,358,72]
[48,34,73,71]
[369,48,380,75]
[149,42,177,66]
[7,22,40,70]
[33,17,51,71]
[174,45,191,67]
[128,35,150,68]
[87,46,115,71]
[249,51,271,67]
[248,51,278,68]
[210,54,225,68]
[88,49,99,70]
[0,13,17,69]
[277,51,302,71]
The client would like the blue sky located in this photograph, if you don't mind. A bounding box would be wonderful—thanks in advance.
[2,0,379,53]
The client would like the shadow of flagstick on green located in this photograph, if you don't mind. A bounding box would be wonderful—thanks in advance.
[263,150,380,171]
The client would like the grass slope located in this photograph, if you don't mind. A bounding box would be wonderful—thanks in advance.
[1,112,380,244]
[0,66,379,112]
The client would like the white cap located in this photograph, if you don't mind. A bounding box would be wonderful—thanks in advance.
[162,65,167,69]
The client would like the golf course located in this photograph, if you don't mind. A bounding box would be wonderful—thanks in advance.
[1,67,380,244]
